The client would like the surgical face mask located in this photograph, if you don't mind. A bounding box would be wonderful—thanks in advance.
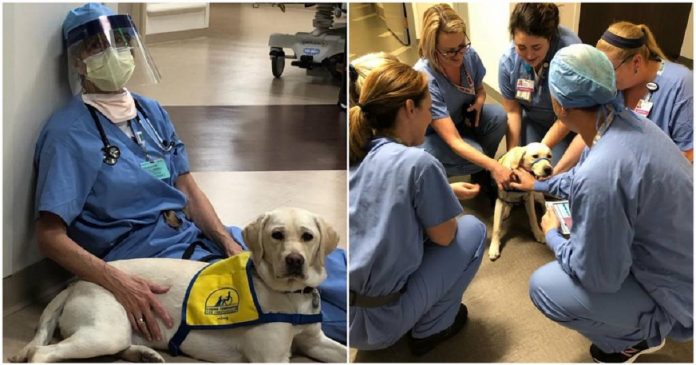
[83,47,135,92]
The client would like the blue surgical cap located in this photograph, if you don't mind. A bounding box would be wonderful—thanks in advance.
[548,44,617,109]
[62,3,115,41]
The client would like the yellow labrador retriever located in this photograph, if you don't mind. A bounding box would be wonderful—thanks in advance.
[10,207,347,363]
[489,143,553,260]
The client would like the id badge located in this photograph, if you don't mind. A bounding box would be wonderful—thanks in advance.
[140,158,171,180]
[516,79,534,102]
[634,100,653,117]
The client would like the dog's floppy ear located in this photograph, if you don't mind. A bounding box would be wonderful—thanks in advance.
[243,213,270,264]
[312,215,339,268]
[500,146,526,169]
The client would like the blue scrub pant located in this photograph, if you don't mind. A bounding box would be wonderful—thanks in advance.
[350,216,486,350]
[529,262,673,353]
[421,104,507,177]
[521,115,575,166]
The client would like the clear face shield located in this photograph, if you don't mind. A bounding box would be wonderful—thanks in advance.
[65,14,160,95]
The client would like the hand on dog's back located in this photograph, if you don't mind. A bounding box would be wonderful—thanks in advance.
[104,266,174,342]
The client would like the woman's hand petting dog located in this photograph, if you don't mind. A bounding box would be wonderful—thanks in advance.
[490,163,514,190]
[450,182,480,200]
[541,209,561,235]
[104,267,174,342]
[509,168,537,191]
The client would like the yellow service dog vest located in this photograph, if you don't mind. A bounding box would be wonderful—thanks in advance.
[168,252,322,355]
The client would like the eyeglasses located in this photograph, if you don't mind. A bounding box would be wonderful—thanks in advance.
[613,55,632,71]
[437,41,472,58]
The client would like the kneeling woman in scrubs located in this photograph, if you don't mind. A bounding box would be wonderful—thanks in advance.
[349,61,485,356]
[498,3,581,162]
[547,21,693,173]
[414,4,510,191]
[511,44,692,363]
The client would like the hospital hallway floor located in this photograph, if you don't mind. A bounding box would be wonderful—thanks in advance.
[3,3,345,363]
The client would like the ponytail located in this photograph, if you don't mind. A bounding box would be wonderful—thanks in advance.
[348,62,429,165]
[349,106,373,165]
[639,24,668,60]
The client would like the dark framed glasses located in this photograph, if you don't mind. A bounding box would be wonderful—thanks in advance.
[613,55,633,71]
[437,40,472,58]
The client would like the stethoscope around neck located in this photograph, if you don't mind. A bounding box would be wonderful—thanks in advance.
[86,99,175,165]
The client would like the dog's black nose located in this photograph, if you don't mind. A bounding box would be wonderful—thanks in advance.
[544,166,553,175]
[285,253,305,272]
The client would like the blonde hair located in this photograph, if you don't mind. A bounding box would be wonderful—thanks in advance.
[418,3,467,76]
[596,21,668,63]
[349,62,429,165]
[349,52,400,105]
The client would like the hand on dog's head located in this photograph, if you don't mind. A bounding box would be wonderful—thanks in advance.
[243,207,339,292]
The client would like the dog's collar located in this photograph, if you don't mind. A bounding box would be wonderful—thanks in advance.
[284,286,316,294]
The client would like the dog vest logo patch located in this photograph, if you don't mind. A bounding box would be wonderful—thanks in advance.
[205,288,240,315]
[184,252,260,326]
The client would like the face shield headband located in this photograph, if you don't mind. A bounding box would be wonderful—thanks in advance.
[65,14,161,95]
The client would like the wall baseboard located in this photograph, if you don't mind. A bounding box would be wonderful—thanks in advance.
[3,258,72,316]
[145,28,210,44]
[484,83,504,105]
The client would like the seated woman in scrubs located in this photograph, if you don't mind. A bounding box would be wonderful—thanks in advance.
[498,3,581,163]
[545,21,693,173]
[349,61,486,356]
[414,4,511,193]
[510,44,693,363]
[34,3,346,345]
[351,52,480,200]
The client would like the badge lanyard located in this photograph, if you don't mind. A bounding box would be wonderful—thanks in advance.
[86,101,172,179]
[127,119,153,162]
[453,63,476,95]
[127,118,171,180]
[516,63,548,103]
[634,59,664,118]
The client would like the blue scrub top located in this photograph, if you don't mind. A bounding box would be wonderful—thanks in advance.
[536,107,693,338]
[414,47,487,135]
[349,138,463,297]
[498,26,581,127]
[617,60,693,151]
[34,93,204,261]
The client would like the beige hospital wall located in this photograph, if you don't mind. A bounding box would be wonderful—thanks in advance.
[3,3,85,278]
[681,7,693,59]
[2,3,120,279]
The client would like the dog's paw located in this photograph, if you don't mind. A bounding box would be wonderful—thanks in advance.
[140,351,165,363]
[8,346,35,363]
[120,345,165,363]
[7,354,26,363]
[488,246,501,261]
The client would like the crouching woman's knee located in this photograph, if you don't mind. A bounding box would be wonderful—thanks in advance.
[529,262,580,322]
[452,215,486,265]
